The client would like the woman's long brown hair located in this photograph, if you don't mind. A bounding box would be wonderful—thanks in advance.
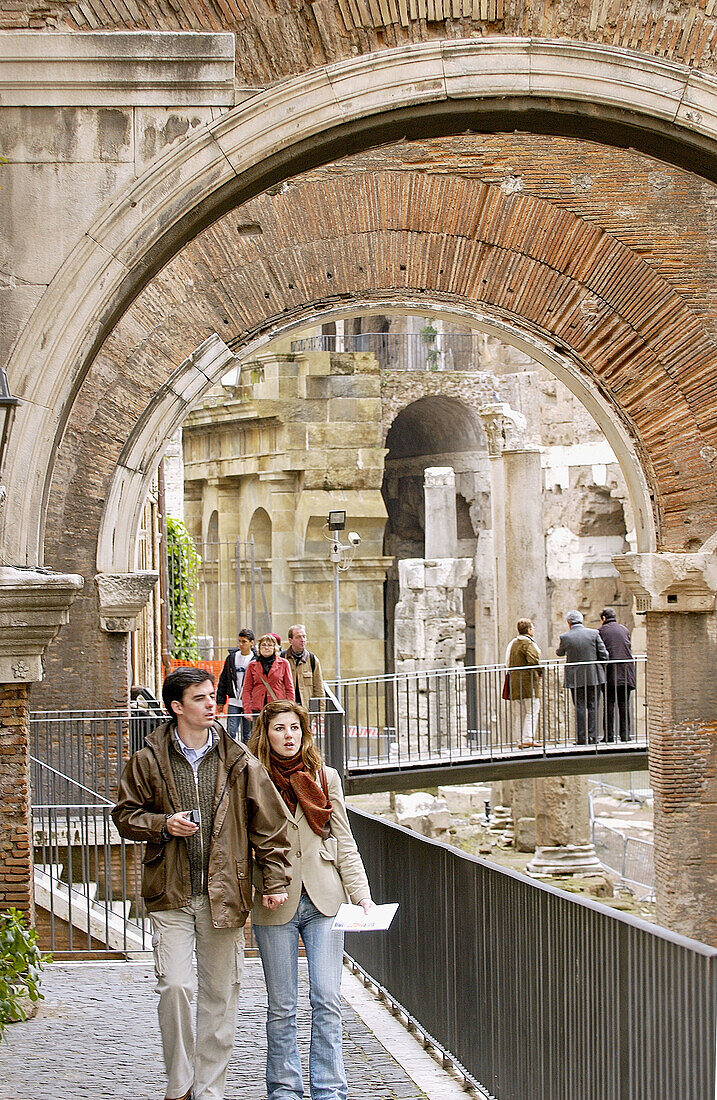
[248,700,323,775]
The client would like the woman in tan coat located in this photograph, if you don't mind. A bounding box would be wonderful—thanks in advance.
[249,700,373,1100]
[505,618,543,748]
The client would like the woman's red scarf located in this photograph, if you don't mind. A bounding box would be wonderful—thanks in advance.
[269,750,333,838]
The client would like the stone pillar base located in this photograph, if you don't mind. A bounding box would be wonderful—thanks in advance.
[487,804,512,834]
[527,843,602,876]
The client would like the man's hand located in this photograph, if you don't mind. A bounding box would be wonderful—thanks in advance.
[358,898,374,913]
[166,812,199,837]
[262,892,289,910]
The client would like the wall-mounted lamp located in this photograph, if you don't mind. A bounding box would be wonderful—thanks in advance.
[0,367,20,503]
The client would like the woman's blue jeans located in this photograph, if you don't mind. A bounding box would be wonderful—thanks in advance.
[253,894,347,1100]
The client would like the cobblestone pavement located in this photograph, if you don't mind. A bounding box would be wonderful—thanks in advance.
[0,960,429,1099]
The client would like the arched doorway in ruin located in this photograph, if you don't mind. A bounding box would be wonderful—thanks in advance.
[382,395,488,671]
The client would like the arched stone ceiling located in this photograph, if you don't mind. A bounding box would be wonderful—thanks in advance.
[46,135,717,582]
[15,0,717,88]
[386,396,486,458]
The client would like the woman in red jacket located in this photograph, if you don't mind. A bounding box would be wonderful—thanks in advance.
[242,633,295,719]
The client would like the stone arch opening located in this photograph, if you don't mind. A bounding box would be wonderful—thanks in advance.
[6,39,717,569]
[248,507,272,562]
[382,394,487,669]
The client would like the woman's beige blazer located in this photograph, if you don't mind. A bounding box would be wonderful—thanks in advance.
[252,766,371,925]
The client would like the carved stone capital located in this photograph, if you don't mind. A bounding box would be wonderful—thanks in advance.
[0,566,84,683]
[477,402,527,456]
[612,550,717,613]
[95,572,158,633]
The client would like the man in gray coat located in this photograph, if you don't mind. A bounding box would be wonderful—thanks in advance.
[556,610,609,744]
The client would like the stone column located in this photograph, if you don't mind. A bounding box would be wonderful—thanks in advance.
[394,557,473,754]
[614,545,717,943]
[424,467,458,558]
[528,775,602,874]
[0,567,83,923]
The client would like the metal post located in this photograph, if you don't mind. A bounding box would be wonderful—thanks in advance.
[333,555,341,690]
[235,536,242,636]
[250,535,257,636]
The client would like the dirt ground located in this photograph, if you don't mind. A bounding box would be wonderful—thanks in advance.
[347,773,656,924]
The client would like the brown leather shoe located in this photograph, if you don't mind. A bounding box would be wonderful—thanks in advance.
[164,1090,193,1100]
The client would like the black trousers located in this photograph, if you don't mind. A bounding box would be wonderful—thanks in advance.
[570,685,601,744]
[603,684,633,742]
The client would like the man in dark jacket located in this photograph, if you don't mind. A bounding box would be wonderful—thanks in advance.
[556,609,609,744]
[599,607,636,741]
[216,628,255,743]
[113,667,291,1100]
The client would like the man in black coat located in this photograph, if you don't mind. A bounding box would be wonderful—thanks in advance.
[599,607,636,742]
[556,610,609,744]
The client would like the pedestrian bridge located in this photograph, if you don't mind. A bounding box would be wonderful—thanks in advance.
[324,657,649,794]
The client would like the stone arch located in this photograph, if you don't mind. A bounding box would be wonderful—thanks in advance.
[78,138,717,587]
[247,507,272,561]
[384,396,487,458]
[7,38,717,566]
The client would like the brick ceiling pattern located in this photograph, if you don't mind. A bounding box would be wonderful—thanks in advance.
[5,0,717,86]
[47,136,717,572]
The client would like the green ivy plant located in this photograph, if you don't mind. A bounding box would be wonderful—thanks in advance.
[166,518,202,659]
[420,320,441,371]
[0,908,49,1037]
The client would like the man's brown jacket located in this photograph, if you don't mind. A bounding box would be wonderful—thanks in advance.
[112,720,291,927]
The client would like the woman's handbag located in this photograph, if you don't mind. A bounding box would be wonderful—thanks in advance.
[501,672,510,700]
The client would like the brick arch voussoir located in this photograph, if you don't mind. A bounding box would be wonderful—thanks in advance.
[46,171,717,577]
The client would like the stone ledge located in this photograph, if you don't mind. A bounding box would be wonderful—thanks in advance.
[95,571,158,632]
[0,31,236,107]
[0,566,83,682]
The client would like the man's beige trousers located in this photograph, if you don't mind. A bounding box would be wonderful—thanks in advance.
[150,896,244,1100]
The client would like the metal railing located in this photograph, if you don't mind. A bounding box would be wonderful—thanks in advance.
[31,762,150,956]
[30,708,165,805]
[168,535,271,658]
[335,657,647,771]
[28,694,345,956]
[288,331,485,371]
[347,808,717,1099]
[589,782,655,899]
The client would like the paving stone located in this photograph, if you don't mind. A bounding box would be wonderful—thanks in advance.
[0,960,429,1099]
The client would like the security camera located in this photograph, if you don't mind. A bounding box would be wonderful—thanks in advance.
[347,531,361,546]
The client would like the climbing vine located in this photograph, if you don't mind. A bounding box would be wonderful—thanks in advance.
[166,518,201,659]
[420,319,441,370]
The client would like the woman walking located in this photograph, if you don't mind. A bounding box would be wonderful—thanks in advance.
[249,700,373,1100]
[242,633,295,719]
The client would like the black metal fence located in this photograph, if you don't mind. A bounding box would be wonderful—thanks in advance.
[337,657,647,772]
[346,808,717,1100]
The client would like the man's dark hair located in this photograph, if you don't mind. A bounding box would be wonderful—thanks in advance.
[238,628,255,642]
[162,667,215,713]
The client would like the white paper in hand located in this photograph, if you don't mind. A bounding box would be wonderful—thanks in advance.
[331,902,398,932]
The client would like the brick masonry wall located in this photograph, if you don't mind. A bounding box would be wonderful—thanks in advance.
[0,682,34,922]
[3,1,717,89]
[647,610,717,945]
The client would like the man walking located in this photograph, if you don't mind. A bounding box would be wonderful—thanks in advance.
[282,623,324,709]
[556,610,609,745]
[112,667,291,1100]
[216,627,256,742]
[599,607,636,741]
